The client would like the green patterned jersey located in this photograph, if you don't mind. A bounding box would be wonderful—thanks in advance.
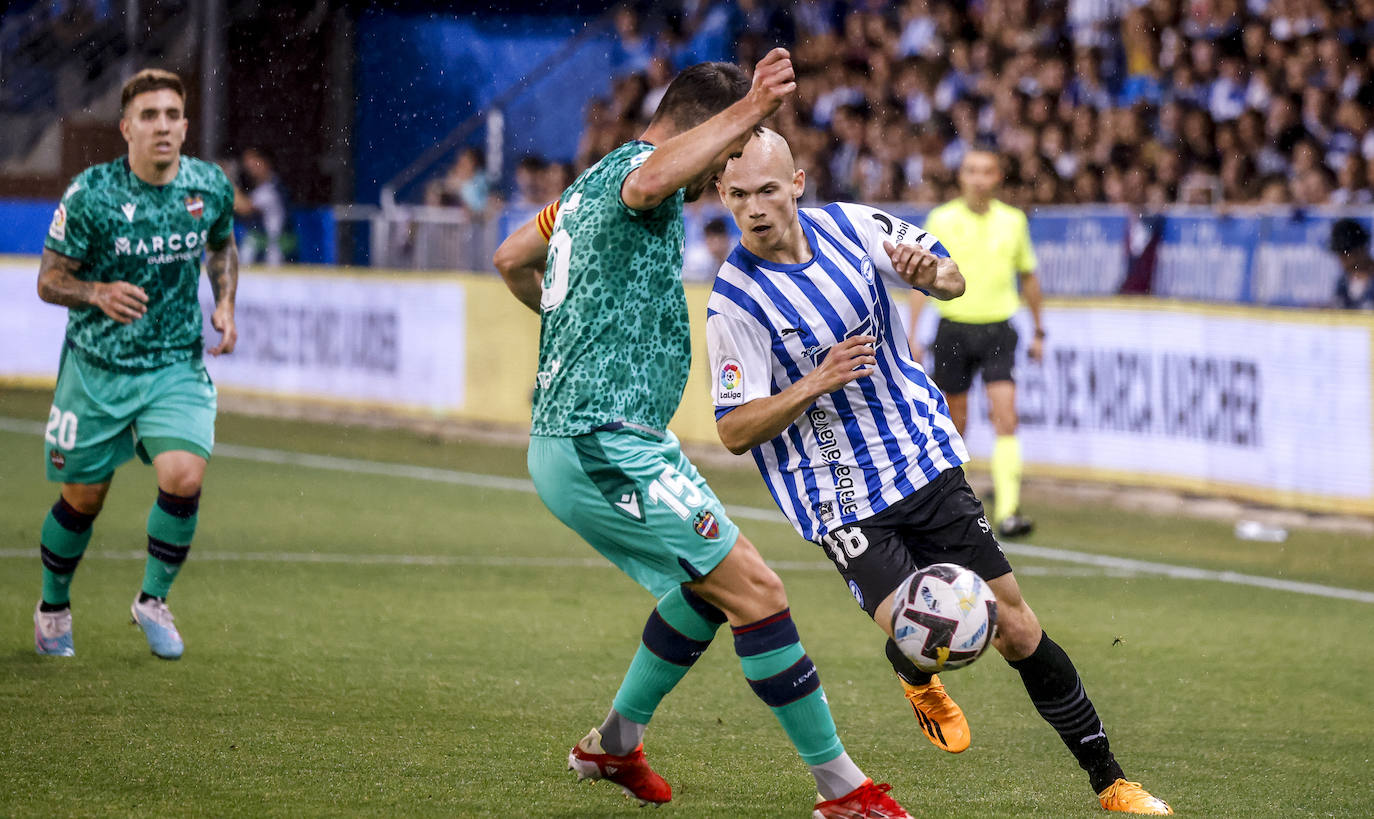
[531,141,689,437]
[44,156,235,371]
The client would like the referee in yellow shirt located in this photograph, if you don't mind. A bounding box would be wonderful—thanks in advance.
[909,148,1044,538]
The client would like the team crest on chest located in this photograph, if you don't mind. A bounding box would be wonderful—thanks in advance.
[184,195,204,219]
[860,256,875,284]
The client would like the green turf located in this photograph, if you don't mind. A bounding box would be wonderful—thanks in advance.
[1,386,1371,817]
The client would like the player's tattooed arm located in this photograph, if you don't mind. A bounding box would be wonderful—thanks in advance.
[493,216,549,313]
[205,234,238,355]
[37,248,148,323]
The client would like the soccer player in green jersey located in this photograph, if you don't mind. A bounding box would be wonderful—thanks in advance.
[493,51,911,818]
[32,69,238,661]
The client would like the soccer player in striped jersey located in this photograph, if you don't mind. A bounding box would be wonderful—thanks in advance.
[706,129,1171,815]
[493,53,910,818]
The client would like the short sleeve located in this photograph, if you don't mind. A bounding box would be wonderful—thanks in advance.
[832,202,949,291]
[1014,210,1037,273]
[44,179,92,262]
[613,146,660,217]
[207,166,235,248]
[706,310,773,416]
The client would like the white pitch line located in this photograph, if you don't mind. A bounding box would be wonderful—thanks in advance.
[0,548,1131,578]
[2,416,1370,603]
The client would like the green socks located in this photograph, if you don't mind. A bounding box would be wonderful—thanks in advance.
[39,497,96,606]
[142,489,199,599]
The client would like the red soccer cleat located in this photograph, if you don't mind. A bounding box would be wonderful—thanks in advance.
[812,779,913,818]
[567,728,672,806]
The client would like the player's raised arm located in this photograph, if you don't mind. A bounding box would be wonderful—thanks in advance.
[37,248,148,324]
[494,200,559,313]
[621,48,795,211]
[884,239,964,300]
[205,233,239,355]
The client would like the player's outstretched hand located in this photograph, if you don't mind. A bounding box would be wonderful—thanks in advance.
[93,280,148,324]
[884,240,939,291]
[747,47,796,120]
[804,335,876,396]
[208,303,237,355]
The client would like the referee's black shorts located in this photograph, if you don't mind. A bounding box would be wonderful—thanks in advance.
[931,318,1019,394]
[817,467,1014,619]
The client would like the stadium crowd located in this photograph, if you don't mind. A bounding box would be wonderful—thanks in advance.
[569,0,1374,209]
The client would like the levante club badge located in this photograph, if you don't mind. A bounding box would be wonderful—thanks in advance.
[694,511,719,539]
[184,196,204,219]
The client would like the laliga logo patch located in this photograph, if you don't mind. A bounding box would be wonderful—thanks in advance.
[848,580,864,608]
[717,359,743,402]
[49,449,66,469]
[49,204,67,241]
[719,361,741,390]
[184,195,204,219]
[693,511,720,539]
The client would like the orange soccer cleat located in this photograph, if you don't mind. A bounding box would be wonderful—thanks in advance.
[1097,779,1173,814]
[900,673,971,753]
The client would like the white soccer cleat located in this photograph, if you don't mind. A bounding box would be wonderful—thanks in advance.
[34,601,75,657]
[131,596,184,660]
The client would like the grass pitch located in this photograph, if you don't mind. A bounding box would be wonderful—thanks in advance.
[1,386,1371,817]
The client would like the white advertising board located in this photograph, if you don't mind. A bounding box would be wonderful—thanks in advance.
[907,300,1374,512]
[0,261,466,413]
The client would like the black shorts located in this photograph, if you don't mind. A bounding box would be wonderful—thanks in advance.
[817,467,1014,618]
[932,318,1019,395]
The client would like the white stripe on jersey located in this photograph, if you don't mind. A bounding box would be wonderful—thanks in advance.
[706,202,969,542]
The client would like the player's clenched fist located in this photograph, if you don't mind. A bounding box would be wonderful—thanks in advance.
[884,240,939,290]
[747,47,796,118]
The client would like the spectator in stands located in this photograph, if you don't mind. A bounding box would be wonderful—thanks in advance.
[1331,218,1374,310]
[234,147,293,267]
[559,0,1374,208]
[424,147,491,214]
[511,155,547,210]
[683,215,733,283]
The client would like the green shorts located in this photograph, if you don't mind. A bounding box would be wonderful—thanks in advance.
[43,347,217,484]
[528,428,740,599]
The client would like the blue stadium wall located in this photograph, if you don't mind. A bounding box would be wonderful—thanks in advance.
[352,11,619,203]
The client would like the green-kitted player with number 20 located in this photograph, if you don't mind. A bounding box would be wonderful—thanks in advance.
[32,69,238,661]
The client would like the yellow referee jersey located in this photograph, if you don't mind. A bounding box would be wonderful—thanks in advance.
[923,198,1037,324]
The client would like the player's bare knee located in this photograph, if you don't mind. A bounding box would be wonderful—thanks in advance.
[992,600,1041,660]
[62,483,109,516]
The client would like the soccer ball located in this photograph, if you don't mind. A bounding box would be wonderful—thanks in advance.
[890,563,998,673]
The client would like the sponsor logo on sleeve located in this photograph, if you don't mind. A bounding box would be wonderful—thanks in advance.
[48,204,67,242]
[717,358,744,403]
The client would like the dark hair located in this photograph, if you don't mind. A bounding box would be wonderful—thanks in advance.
[1330,218,1371,255]
[704,216,729,235]
[120,69,184,115]
[649,61,750,131]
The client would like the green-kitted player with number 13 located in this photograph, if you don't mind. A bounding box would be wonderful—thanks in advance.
[32,69,238,661]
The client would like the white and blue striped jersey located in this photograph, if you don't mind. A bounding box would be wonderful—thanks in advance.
[706,202,969,542]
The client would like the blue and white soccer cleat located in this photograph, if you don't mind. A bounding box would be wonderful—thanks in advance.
[131,596,184,660]
[34,601,75,657]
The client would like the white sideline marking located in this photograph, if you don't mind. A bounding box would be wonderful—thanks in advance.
[2,416,1370,603]
[0,548,1127,577]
